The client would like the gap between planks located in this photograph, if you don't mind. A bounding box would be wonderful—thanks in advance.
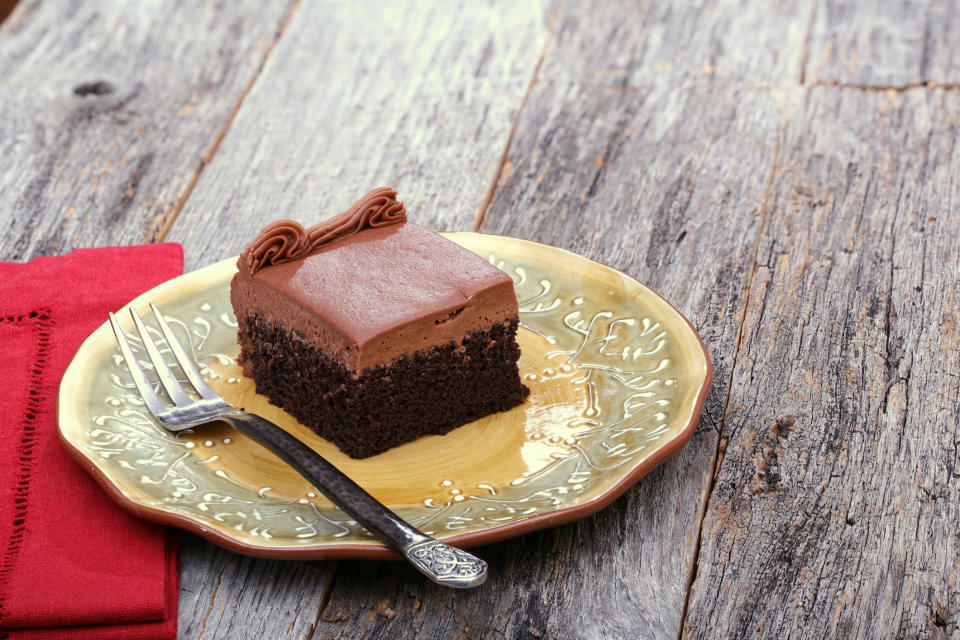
[195,565,226,640]
[674,97,787,640]
[471,23,550,232]
[150,0,302,244]
[304,562,339,640]
[813,79,960,92]
[797,0,818,85]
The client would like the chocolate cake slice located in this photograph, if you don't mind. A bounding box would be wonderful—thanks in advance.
[230,188,529,458]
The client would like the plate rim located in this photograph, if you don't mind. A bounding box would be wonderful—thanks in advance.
[57,232,713,559]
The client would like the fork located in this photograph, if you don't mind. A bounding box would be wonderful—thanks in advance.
[109,302,487,588]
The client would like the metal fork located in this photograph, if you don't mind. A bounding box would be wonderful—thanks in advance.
[109,302,487,588]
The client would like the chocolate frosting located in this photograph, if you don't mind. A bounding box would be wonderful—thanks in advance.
[231,222,519,371]
[242,187,406,274]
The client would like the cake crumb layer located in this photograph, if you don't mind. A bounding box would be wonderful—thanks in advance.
[237,314,530,458]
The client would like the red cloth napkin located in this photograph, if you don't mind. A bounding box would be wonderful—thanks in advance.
[0,245,183,640]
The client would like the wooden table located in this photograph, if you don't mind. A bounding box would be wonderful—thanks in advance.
[3,1,959,638]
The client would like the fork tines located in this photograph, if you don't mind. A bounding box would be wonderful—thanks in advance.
[108,303,220,415]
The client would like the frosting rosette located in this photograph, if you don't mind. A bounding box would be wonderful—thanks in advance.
[242,187,407,273]
[307,187,406,246]
[242,219,309,273]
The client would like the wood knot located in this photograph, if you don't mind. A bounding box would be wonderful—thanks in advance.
[73,80,115,97]
[772,415,795,438]
[753,446,781,494]
[753,415,794,494]
[933,611,948,629]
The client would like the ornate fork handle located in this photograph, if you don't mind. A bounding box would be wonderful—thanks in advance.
[223,412,487,589]
[403,540,489,585]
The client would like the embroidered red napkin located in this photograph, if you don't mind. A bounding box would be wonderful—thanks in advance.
[0,244,183,640]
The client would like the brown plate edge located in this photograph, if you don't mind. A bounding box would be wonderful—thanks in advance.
[56,234,714,561]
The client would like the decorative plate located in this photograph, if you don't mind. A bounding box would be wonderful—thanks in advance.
[58,233,711,559]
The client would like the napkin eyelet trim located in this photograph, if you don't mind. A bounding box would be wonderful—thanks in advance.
[0,310,53,625]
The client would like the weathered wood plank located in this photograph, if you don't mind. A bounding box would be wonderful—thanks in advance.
[165,3,547,638]
[682,86,960,639]
[805,0,960,87]
[538,0,810,89]
[0,0,294,261]
[309,0,810,637]
[176,534,337,640]
[166,0,546,271]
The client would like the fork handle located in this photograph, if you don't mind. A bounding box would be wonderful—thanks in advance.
[221,412,487,588]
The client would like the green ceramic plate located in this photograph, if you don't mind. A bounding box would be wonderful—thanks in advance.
[58,233,711,558]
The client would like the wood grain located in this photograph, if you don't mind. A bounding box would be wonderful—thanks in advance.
[0,0,294,261]
[176,535,337,640]
[805,0,960,87]
[538,0,810,89]
[682,86,960,639]
[165,0,546,271]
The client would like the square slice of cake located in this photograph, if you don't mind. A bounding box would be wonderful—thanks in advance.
[230,188,529,458]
